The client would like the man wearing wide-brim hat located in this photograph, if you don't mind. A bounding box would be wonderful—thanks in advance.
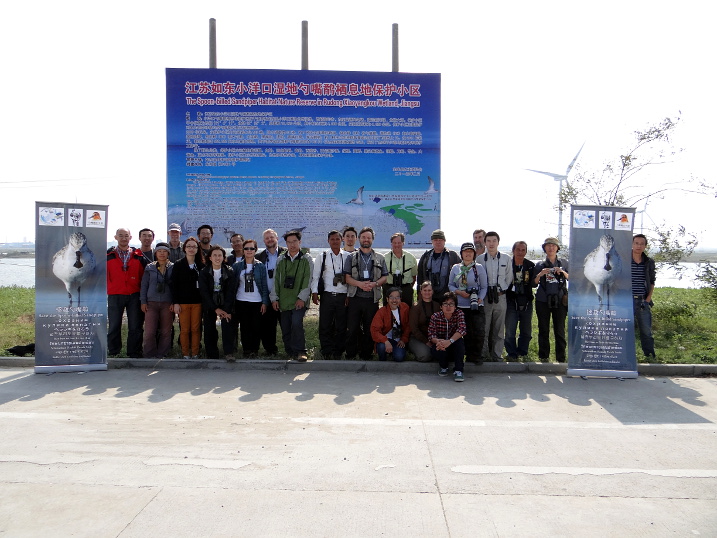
[534,236,570,362]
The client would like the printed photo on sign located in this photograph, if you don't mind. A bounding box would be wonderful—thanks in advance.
[598,211,613,229]
[572,209,596,229]
[615,212,633,230]
[35,201,109,372]
[38,207,65,226]
[68,208,84,227]
[567,205,637,376]
[85,210,106,228]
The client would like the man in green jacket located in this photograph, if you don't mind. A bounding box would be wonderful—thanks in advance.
[270,230,313,361]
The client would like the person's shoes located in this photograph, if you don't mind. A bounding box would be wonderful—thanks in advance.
[183,355,191,360]
[191,355,199,360]
[225,355,236,362]
[454,371,464,382]
[539,356,549,363]
[297,353,308,362]
[438,368,449,377]
[507,354,518,361]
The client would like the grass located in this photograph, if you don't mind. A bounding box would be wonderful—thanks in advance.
[1,286,715,363]
[649,288,717,364]
[0,286,35,353]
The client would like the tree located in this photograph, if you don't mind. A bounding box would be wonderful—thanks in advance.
[650,224,698,278]
[696,262,717,301]
[559,113,712,272]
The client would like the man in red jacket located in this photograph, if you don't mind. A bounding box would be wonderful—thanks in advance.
[107,228,148,357]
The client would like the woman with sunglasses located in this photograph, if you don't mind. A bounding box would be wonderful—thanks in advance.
[232,239,270,357]
[170,236,205,359]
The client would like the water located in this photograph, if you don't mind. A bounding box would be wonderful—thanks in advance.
[0,256,706,290]
[0,258,35,288]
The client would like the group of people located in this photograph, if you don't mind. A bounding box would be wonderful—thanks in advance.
[107,224,656,381]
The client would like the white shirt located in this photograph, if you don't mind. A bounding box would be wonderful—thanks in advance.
[311,250,348,294]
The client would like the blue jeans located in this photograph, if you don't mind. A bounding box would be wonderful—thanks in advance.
[505,298,533,357]
[633,296,655,356]
[376,339,407,362]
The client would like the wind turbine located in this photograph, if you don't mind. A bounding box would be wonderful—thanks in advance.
[526,144,584,244]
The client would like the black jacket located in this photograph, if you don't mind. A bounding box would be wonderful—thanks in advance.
[198,264,235,312]
[170,257,205,304]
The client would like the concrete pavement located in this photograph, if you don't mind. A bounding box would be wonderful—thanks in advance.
[1,366,716,537]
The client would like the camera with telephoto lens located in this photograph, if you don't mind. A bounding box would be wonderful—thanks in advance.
[468,288,481,310]
[487,286,499,304]
[333,274,345,286]
[244,272,255,293]
[284,275,295,289]
[547,294,560,309]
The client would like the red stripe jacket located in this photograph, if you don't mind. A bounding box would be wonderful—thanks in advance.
[106,247,148,295]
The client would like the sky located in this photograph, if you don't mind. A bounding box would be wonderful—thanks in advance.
[1,0,715,250]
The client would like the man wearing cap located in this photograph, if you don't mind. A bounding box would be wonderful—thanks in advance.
[167,223,184,263]
[534,237,570,362]
[477,231,513,361]
[505,241,536,360]
[418,230,461,303]
[165,223,184,348]
[448,242,488,363]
